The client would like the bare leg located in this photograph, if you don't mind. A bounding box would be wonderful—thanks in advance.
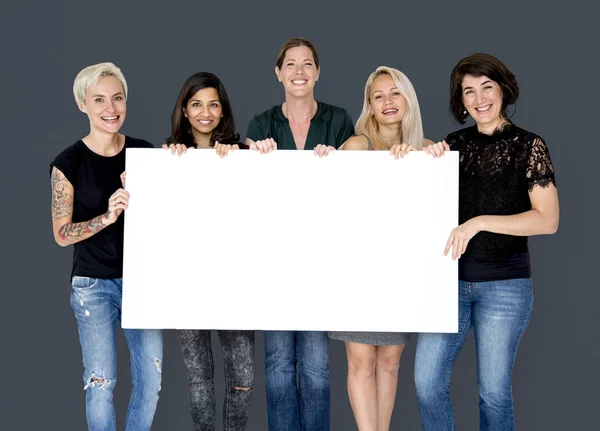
[346,341,378,431]
[375,345,404,431]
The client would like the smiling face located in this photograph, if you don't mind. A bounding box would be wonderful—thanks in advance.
[275,46,319,98]
[79,76,126,134]
[461,74,505,131]
[183,87,222,136]
[368,73,407,126]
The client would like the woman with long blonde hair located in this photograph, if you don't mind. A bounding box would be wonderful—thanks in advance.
[328,66,433,431]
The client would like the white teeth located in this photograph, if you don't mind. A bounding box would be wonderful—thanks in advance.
[292,80,307,84]
[476,105,491,112]
[383,109,398,114]
[199,120,213,124]
[103,116,118,120]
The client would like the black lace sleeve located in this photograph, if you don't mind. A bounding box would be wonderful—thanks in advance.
[526,137,556,191]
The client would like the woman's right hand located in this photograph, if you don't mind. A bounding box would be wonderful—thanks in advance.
[105,188,130,224]
[249,138,277,154]
[423,140,450,158]
[162,142,189,156]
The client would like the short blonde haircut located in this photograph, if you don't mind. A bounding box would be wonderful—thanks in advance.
[355,66,424,150]
[73,62,128,106]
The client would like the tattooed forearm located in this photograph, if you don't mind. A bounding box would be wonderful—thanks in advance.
[51,168,73,219]
[58,214,107,244]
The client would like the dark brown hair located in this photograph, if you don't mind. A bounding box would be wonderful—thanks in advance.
[449,53,519,124]
[275,37,320,70]
[167,72,240,147]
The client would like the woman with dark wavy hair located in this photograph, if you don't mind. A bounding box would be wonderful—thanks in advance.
[165,71,244,156]
[166,71,254,431]
[415,53,559,431]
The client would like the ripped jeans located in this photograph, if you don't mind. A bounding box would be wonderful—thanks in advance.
[178,329,255,431]
[70,277,163,431]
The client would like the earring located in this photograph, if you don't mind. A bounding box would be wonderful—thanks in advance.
[316,77,319,81]
[463,109,467,115]
[221,114,223,118]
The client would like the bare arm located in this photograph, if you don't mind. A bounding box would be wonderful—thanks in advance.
[50,167,117,247]
[342,136,369,151]
[473,184,559,236]
[445,184,559,259]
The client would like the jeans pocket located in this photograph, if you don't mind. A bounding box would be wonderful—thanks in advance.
[71,276,99,291]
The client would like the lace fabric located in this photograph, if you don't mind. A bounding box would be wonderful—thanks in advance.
[444,122,556,261]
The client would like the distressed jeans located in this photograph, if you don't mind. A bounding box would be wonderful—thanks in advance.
[414,278,534,431]
[264,331,330,431]
[70,277,163,431]
[178,330,255,431]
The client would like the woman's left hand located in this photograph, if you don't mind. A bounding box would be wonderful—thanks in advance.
[444,217,483,260]
[314,144,336,157]
[390,143,416,159]
[215,141,240,158]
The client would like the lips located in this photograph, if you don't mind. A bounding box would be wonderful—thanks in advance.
[291,79,308,85]
[382,108,398,115]
[101,116,120,123]
[475,105,492,112]
[197,119,214,125]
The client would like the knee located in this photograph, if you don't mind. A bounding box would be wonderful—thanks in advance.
[414,367,445,405]
[376,355,400,377]
[84,372,116,392]
[479,377,512,408]
[348,356,376,380]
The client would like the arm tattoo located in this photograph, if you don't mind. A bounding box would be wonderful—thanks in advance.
[58,214,107,243]
[51,168,74,219]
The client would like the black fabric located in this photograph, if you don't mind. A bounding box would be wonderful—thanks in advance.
[246,101,355,150]
[50,136,154,279]
[444,122,556,282]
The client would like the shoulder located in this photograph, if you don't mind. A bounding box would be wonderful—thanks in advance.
[343,135,369,150]
[250,105,280,124]
[319,101,351,119]
[125,135,154,148]
[443,125,476,149]
[51,140,85,167]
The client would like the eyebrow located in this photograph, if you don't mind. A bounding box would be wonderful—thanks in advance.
[91,92,124,98]
[463,80,492,91]
[372,87,398,94]
[189,99,220,103]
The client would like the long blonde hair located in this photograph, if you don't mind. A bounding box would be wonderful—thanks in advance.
[355,66,424,150]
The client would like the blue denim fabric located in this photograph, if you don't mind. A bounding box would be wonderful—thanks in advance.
[264,331,330,431]
[70,277,163,431]
[414,278,534,431]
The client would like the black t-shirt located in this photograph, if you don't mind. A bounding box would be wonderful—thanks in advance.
[50,136,154,279]
[444,122,556,282]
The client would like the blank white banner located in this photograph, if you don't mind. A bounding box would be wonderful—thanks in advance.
[122,149,458,332]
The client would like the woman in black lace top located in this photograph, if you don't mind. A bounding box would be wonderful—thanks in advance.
[414,53,559,431]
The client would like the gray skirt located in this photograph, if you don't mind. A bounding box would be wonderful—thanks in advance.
[328,331,412,346]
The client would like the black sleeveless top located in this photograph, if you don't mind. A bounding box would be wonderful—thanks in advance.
[444,122,556,282]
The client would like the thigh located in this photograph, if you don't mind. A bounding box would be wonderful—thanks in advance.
[264,331,296,366]
[177,330,213,379]
[296,331,329,368]
[415,282,473,386]
[124,328,163,374]
[70,277,119,377]
[218,330,255,384]
[472,278,534,386]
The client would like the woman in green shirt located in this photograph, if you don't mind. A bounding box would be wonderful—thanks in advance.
[245,37,354,431]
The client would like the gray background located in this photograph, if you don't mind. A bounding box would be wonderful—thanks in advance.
[1,0,598,429]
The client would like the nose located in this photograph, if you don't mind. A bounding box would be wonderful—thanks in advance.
[475,91,485,105]
[200,106,211,117]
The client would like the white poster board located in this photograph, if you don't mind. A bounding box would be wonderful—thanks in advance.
[122,149,458,332]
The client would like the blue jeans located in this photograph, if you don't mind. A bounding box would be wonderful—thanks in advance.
[264,331,330,431]
[70,277,163,431]
[415,278,533,431]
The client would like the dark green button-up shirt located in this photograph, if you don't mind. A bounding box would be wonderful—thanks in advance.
[246,101,355,150]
